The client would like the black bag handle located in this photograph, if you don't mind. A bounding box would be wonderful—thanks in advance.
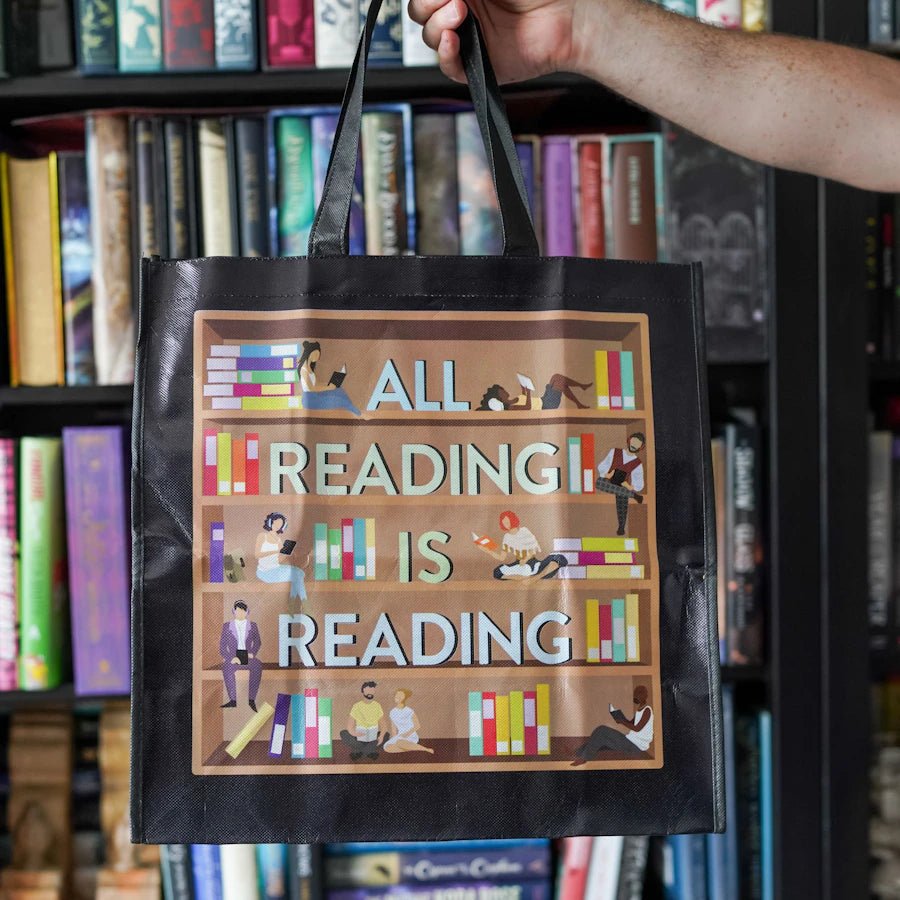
[308,0,540,258]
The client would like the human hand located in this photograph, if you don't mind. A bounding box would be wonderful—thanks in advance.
[408,0,579,84]
[231,657,240,664]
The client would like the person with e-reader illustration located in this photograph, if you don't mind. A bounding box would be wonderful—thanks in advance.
[570,685,654,764]
[220,601,263,712]
[255,512,308,603]
[296,340,361,415]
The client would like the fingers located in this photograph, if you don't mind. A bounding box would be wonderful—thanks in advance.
[421,0,467,49]
[407,0,455,26]
[438,29,467,84]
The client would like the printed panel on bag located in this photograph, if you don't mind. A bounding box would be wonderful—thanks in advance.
[191,310,662,774]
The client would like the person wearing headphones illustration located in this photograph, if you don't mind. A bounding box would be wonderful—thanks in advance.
[254,512,308,604]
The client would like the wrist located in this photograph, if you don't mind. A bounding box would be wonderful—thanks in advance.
[566,0,615,78]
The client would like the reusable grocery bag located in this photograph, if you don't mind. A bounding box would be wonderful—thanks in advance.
[131,0,723,843]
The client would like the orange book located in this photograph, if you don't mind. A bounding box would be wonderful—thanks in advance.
[232,437,247,495]
[472,532,499,553]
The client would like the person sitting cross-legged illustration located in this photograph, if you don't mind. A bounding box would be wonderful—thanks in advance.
[596,432,646,535]
[339,681,387,761]
[220,601,263,713]
[571,685,654,765]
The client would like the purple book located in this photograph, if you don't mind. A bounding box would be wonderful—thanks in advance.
[269,692,292,756]
[62,426,130,696]
[209,521,225,582]
[328,883,552,900]
[0,438,17,690]
[542,136,575,257]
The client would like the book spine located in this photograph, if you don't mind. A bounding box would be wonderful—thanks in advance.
[585,598,600,662]
[328,527,341,579]
[217,431,232,494]
[328,885,552,900]
[277,116,315,256]
[39,0,75,68]
[365,517,375,579]
[314,0,357,67]
[871,0,894,42]
[599,600,612,661]
[134,118,167,259]
[578,141,604,258]
[288,845,324,900]
[209,520,225,581]
[232,436,246,493]
[57,152,96,386]
[245,432,259,494]
[291,691,305,757]
[314,522,328,580]
[362,110,410,255]
[456,111,500,255]
[567,436,581,494]
[625,592,639,661]
[481,691,496,756]
[0,155,18,385]
[213,0,257,67]
[87,115,135,385]
[620,350,635,409]
[580,432,594,494]
[468,690,483,756]
[401,3,435,65]
[341,517,354,580]
[161,845,195,900]
[536,682,550,753]
[0,439,17,690]
[615,837,649,900]
[365,0,401,65]
[257,844,288,899]
[608,351,622,409]
[117,0,162,70]
[304,688,319,758]
[191,845,223,900]
[559,837,593,900]
[163,0,215,68]
[585,836,624,900]
[310,114,338,207]
[494,692,509,754]
[19,437,66,690]
[413,112,460,255]
[164,118,198,258]
[318,695,333,758]
[353,517,366,580]
[76,0,118,71]
[698,0,741,26]
[221,845,260,900]
[234,117,269,256]
[759,710,773,900]
[608,138,659,261]
[265,0,314,66]
[736,713,762,900]
[269,691,291,756]
[63,427,130,695]
[523,689,537,755]
[197,118,238,256]
[225,701,275,757]
[542,137,574,256]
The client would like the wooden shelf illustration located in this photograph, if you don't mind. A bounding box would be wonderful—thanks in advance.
[201,408,650,423]
[200,663,656,679]
[200,492,650,508]
[202,578,654,593]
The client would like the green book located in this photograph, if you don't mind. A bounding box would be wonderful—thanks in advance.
[327,527,341,581]
[660,0,695,13]
[620,350,636,410]
[612,598,627,662]
[314,523,328,581]
[318,697,333,758]
[277,117,314,257]
[468,691,483,756]
[239,370,296,385]
[19,438,66,689]
[116,0,161,71]
[509,690,525,756]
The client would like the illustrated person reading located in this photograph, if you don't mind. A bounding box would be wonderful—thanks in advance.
[571,685,655,765]
[340,681,386,760]
[220,601,262,713]
[255,512,308,605]
[297,340,361,416]
[596,432,645,536]
[383,689,435,754]
[478,373,592,411]
[475,510,568,580]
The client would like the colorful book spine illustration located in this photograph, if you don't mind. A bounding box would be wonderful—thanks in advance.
[314,522,328,581]
[620,351,635,409]
[63,427,131,696]
[214,0,256,68]
[0,439,17,691]
[578,140,604,258]
[608,351,622,410]
[265,0,314,67]
[328,884,552,900]
[291,692,305,757]
[328,527,341,580]
[401,3,435,65]
[362,110,410,255]
[209,521,225,582]
[117,0,162,70]
[625,593,639,661]
[76,0,118,71]
[203,429,217,495]
[277,116,315,256]
[542,136,574,256]
[599,600,612,661]
[163,0,214,68]
[191,844,224,900]
[225,701,275,758]
[564,551,635,565]
[315,518,373,581]
[234,117,269,256]
[202,431,259,495]
[217,431,232,495]
[593,349,637,411]
[232,436,246,493]
[494,692,510,755]
[509,690,525,755]
[304,688,319,758]
[341,517,354,580]
[580,432,594,494]
[470,686,550,757]
[559,565,645,580]
[365,0,401,65]
[197,117,237,256]
[353,517,366,579]
[611,597,626,662]
[456,110,500,255]
[164,118,197,258]
[481,691,496,756]
[246,432,259,494]
[698,0,741,26]
[86,115,134,385]
[555,536,639,552]
[365,517,375,579]
[585,598,600,662]
[314,0,357,67]
[414,112,460,255]
[269,692,291,756]
[567,436,581,494]
[318,696,333,758]
[57,151,95,387]
[536,683,550,754]
[468,691,483,756]
[19,438,66,690]
[134,118,166,259]
[595,350,609,409]
[523,690,538,756]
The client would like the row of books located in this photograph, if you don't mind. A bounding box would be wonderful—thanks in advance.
[865,193,900,360]
[870,0,900,46]
[1,107,664,387]
[869,426,900,657]
[653,0,766,29]
[467,687,550,757]
[0,428,131,695]
[584,596,641,663]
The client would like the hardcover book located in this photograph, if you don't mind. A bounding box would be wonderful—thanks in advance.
[221,844,260,900]
[160,845,194,900]
[214,0,257,68]
[133,117,167,259]
[605,135,661,262]
[0,439,17,691]
[19,437,67,691]
[871,0,893,43]
[163,0,215,68]
[38,0,75,67]
[577,139,604,259]
[57,151,96,386]
[6,0,40,73]
[329,884,552,900]
[457,110,500,255]
[265,0,314,67]
[276,115,315,255]
[365,0,401,65]
[541,136,574,257]
[414,112,459,255]
[164,117,198,258]
[86,114,135,385]
[117,0,163,70]
[197,117,238,256]
[289,845,323,900]
[362,109,411,255]
[314,0,357,67]
[191,844,223,900]
[76,0,118,71]
[258,843,288,898]
[0,153,66,386]
[235,117,269,256]
[698,0,741,26]
[63,426,131,696]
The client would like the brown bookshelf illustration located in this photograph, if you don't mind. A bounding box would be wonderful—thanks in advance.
[192,309,661,775]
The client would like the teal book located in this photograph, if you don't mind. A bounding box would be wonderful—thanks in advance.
[313,522,328,581]
[257,844,288,899]
[327,527,341,580]
[117,0,162,70]
[468,691,483,756]
[290,693,305,757]
[276,116,314,256]
[19,438,67,690]
[611,597,626,662]
[76,0,118,71]
[353,517,365,581]
[660,0,695,13]
[620,350,635,410]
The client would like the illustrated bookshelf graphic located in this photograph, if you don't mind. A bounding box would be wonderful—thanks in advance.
[193,309,661,774]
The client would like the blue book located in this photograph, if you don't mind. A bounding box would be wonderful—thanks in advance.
[353,517,366,580]
[706,686,739,900]
[759,710,773,900]
[327,841,549,856]
[258,844,289,899]
[75,0,118,72]
[668,835,707,900]
[214,0,257,68]
[191,844,223,900]
[365,0,401,65]
[291,692,305,757]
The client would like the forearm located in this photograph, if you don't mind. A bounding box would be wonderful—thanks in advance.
[570,0,900,190]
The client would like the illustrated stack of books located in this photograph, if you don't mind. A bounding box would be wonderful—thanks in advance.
[205,343,304,411]
[553,538,645,580]
[467,687,550,758]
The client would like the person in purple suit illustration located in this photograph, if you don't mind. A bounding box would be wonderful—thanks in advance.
[220,601,262,713]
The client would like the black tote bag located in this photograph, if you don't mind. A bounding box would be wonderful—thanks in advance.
[131,0,723,843]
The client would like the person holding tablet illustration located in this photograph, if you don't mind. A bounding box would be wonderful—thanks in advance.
[255,512,308,603]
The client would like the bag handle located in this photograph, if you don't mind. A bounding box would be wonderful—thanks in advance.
[308,0,540,258]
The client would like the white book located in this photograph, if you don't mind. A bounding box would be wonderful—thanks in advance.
[211,398,241,410]
[207,357,237,370]
[698,0,741,26]
[210,344,241,357]
[203,384,234,396]
[314,0,359,67]
[567,443,581,493]
[401,6,437,66]
[553,538,581,552]
[221,845,259,900]
[208,371,239,383]
[584,837,625,900]
[626,625,638,661]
